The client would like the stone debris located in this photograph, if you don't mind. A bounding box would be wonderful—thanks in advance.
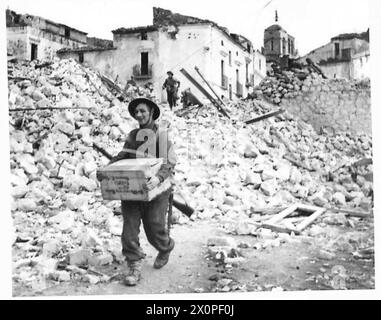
[9,57,373,292]
[68,249,92,266]
[254,61,322,105]
[254,61,370,106]
[206,236,242,265]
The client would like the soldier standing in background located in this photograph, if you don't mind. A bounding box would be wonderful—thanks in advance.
[162,71,180,110]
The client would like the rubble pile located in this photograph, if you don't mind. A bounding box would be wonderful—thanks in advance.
[9,58,151,289]
[254,63,371,105]
[9,58,373,292]
[255,69,314,104]
[169,99,372,221]
[168,98,373,285]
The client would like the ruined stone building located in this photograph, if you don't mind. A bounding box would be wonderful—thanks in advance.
[299,30,370,80]
[263,12,297,65]
[6,9,88,61]
[57,7,266,102]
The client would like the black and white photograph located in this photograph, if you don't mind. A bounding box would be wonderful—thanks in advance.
[1,0,379,299]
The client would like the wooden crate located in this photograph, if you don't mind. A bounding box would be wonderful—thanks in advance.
[97,158,171,201]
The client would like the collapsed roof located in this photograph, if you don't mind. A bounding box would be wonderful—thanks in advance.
[112,7,253,52]
[6,9,87,35]
[331,29,370,42]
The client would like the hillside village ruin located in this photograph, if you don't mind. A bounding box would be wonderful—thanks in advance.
[6,6,374,295]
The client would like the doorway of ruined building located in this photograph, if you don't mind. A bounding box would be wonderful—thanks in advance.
[141,52,149,75]
[31,43,38,61]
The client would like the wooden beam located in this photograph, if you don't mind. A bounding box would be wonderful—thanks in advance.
[261,222,301,235]
[261,203,326,234]
[296,204,324,213]
[93,143,113,160]
[266,204,299,224]
[9,106,90,112]
[194,66,226,107]
[8,76,32,81]
[180,68,230,118]
[245,109,285,124]
[325,207,372,218]
[250,206,287,216]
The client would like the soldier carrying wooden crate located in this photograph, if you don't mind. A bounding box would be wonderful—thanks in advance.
[106,97,177,286]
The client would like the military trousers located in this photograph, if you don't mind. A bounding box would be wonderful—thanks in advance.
[121,189,175,262]
[166,90,176,109]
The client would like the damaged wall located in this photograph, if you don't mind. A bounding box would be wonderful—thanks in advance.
[54,6,263,103]
[300,38,369,64]
[318,51,371,80]
[280,78,371,134]
[253,50,267,86]
[6,9,87,44]
[58,49,116,79]
[156,24,211,102]
[319,60,352,79]
[299,37,370,80]
[7,26,86,60]
[7,26,29,59]
[108,23,257,103]
[209,26,254,99]
[156,23,257,102]
[352,52,370,79]
[112,30,160,88]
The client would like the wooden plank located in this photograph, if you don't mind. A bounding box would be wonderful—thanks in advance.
[296,208,326,231]
[93,143,113,160]
[281,219,297,230]
[8,76,32,81]
[281,216,306,223]
[9,106,90,112]
[266,204,299,224]
[250,206,287,216]
[245,109,285,124]
[296,204,323,213]
[194,66,226,107]
[261,222,301,235]
[180,68,230,118]
[262,203,327,234]
[326,207,372,218]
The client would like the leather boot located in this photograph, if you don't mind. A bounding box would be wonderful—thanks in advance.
[153,251,171,269]
[124,260,142,286]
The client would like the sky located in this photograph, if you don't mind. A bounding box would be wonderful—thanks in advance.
[4,0,373,56]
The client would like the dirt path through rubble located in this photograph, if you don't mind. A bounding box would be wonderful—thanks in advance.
[13,221,220,297]
[13,218,374,297]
